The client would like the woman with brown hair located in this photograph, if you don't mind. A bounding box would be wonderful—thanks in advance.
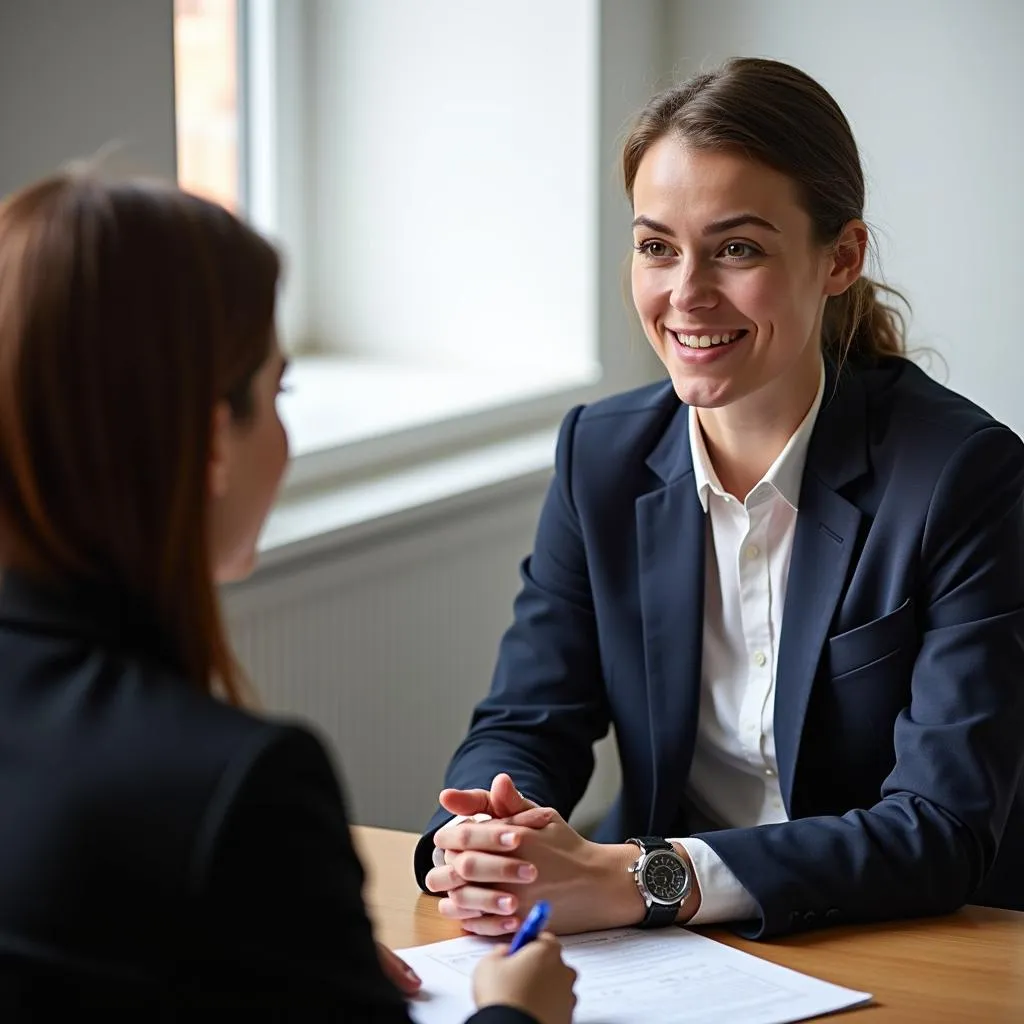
[0,173,576,1021]
[420,57,1024,942]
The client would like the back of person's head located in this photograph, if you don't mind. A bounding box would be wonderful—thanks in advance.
[0,172,281,703]
[622,57,907,366]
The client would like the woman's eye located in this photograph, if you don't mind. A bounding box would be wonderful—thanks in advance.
[721,241,759,260]
[634,239,674,259]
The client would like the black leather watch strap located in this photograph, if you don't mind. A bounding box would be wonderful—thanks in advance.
[642,899,682,928]
[632,836,671,852]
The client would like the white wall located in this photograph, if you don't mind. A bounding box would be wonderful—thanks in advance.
[596,0,675,394]
[225,482,623,832]
[667,0,1024,434]
[227,490,541,831]
[309,0,599,378]
[0,0,176,197]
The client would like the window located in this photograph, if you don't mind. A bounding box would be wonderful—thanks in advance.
[172,1,646,497]
[173,0,241,212]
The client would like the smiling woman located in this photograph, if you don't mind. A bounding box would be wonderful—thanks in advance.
[418,57,1024,946]
[629,143,843,433]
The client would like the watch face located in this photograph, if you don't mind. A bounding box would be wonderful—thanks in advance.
[643,851,688,904]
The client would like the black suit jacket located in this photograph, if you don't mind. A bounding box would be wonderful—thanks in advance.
[0,570,531,1021]
[418,358,1024,938]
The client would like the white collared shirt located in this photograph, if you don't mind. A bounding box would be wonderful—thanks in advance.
[675,359,826,924]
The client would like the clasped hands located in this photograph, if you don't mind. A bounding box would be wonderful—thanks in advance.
[424,773,646,936]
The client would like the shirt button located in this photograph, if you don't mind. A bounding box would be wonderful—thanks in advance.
[765,767,776,777]
[753,650,767,667]
[746,543,760,559]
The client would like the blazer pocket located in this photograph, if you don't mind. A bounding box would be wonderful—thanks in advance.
[827,598,915,681]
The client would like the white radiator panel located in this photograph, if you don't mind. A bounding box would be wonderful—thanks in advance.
[224,482,621,834]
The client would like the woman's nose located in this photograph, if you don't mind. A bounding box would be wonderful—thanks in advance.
[669,260,716,312]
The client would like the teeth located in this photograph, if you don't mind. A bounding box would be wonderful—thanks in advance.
[674,331,741,349]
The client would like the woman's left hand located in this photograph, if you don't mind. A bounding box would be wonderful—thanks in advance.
[376,941,422,995]
[429,808,643,936]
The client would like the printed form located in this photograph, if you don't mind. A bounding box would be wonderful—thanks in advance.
[398,927,870,1024]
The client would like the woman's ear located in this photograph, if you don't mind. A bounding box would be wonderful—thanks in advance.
[825,219,868,296]
[207,400,233,500]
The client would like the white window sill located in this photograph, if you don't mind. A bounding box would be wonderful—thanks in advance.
[255,423,557,571]
[249,355,601,572]
[278,356,600,491]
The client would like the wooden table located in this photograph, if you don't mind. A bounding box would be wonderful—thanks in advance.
[353,825,1024,1022]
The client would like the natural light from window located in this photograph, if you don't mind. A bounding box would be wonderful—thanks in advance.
[173,0,239,212]
[172,1,612,500]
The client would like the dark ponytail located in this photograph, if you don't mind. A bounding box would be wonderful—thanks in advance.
[823,275,908,364]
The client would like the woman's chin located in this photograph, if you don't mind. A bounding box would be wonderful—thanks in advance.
[214,547,257,586]
[667,370,740,411]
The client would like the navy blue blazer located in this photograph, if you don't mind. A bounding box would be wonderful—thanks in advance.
[418,357,1024,938]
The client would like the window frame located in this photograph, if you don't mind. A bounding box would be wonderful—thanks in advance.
[223,0,662,499]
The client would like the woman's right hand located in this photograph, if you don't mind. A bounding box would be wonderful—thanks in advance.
[472,932,577,1024]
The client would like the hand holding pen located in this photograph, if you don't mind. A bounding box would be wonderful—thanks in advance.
[472,900,577,1024]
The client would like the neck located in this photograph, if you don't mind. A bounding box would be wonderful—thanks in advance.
[696,354,822,500]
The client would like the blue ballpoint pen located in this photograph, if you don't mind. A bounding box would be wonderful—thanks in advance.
[508,900,551,954]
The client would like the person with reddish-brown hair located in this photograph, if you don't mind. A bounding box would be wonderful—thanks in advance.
[0,172,576,1021]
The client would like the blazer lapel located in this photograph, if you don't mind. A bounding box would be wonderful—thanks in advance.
[637,406,706,832]
[774,365,869,810]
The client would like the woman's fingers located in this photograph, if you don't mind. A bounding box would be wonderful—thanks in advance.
[441,848,538,885]
[435,820,545,856]
[376,942,422,994]
[504,807,554,829]
[441,882,523,918]
[438,787,493,817]
[438,889,521,934]
[424,862,466,893]
[437,896,486,921]
[459,911,524,937]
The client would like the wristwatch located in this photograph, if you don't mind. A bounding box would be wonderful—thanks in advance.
[626,836,691,928]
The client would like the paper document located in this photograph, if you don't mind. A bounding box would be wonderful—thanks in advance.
[398,927,870,1024]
